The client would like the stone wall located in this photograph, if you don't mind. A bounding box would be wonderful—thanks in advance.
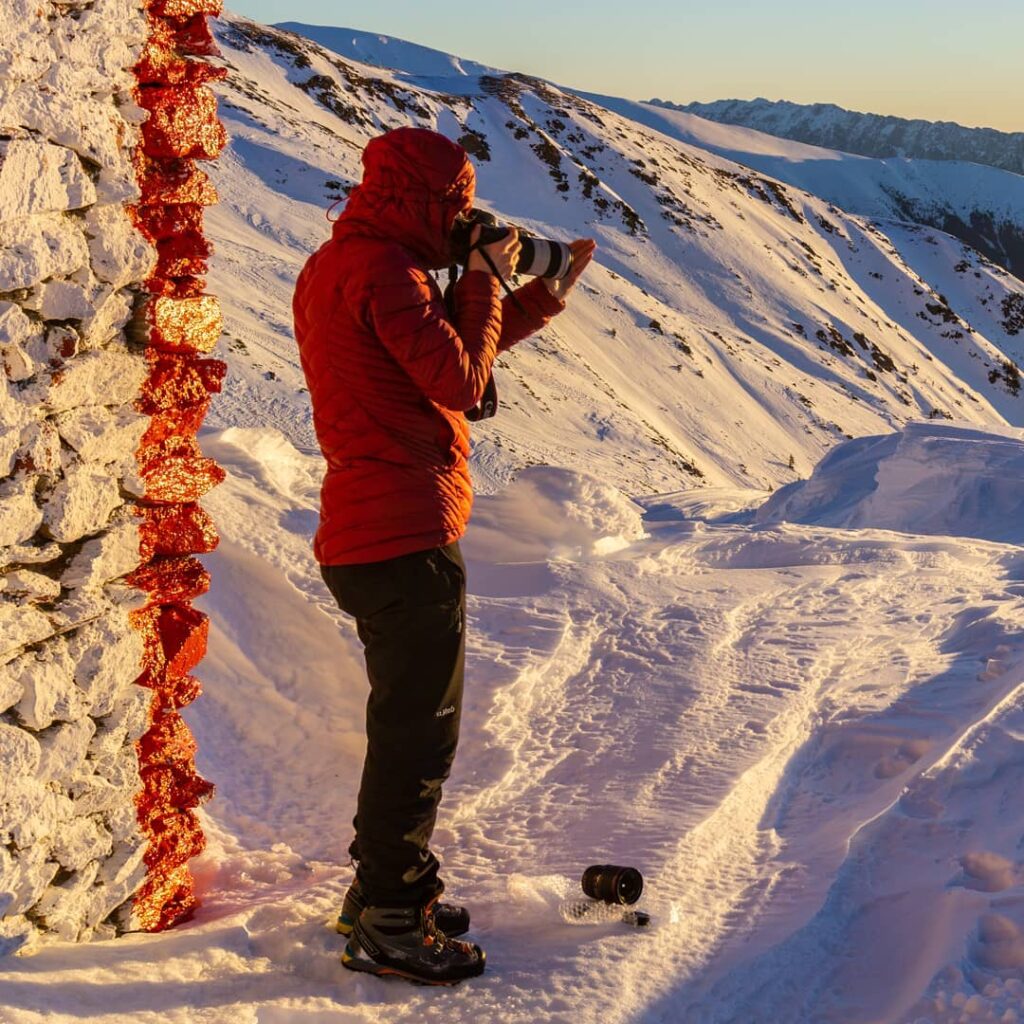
[0,0,225,952]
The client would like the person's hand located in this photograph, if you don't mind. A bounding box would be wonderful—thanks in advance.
[544,238,597,300]
[468,224,521,279]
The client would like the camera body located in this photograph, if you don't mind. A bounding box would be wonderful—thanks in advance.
[451,208,573,280]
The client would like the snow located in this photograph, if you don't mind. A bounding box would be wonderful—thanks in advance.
[4,9,1024,1024]
[754,422,1024,543]
[8,416,1024,1022]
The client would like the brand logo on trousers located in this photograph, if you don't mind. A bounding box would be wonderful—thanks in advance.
[435,705,456,719]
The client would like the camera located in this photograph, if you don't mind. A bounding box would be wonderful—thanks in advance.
[451,208,574,280]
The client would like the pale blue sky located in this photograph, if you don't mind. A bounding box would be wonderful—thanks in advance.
[228,1,1023,132]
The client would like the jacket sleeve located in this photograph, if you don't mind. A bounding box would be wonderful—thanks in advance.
[497,276,565,354]
[365,265,503,412]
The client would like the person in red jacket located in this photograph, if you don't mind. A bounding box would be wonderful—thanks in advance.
[293,126,595,985]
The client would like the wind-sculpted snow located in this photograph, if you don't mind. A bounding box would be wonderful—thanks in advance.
[753,422,1024,544]
[7,424,1022,1022]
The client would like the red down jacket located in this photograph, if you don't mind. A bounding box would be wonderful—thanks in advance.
[293,128,564,565]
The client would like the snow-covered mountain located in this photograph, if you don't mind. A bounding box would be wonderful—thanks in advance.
[206,16,1024,501]
[655,97,1024,176]
[641,98,1024,277]
[581,95,1024,280]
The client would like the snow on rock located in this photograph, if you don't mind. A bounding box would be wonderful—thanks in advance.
[55,406,148,466]
[41,463,123,544]
[33,347,148,415]
[755,421,1024,543]
[63,519,143,590]
[0,477,44,547]
[0,139,95,221]
[0,213,90,293]
[67,612,144,716]
[10,639,88,731]
[84,204,155,287]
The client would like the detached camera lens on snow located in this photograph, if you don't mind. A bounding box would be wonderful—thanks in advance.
[581,864,644,905]
[451,208,574,280]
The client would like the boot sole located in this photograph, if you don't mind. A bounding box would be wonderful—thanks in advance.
[341,938,484,986]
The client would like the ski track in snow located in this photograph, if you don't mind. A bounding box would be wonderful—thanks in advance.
[5,427,1024,1024]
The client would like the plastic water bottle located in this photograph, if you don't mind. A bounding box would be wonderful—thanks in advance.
[559,898,651,927]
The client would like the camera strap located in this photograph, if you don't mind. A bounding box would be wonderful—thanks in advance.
[445,264,499,422]
[469,244,529,317]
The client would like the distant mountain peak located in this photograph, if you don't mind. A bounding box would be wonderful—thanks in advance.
[648,97,1024,176]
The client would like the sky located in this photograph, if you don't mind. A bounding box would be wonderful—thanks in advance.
[227,0,1023,133]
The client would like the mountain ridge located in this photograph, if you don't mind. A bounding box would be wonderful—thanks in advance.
[206,15,1024,501]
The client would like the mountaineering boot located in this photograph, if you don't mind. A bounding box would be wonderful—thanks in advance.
[336,879,471,938]
[341,898,486,985]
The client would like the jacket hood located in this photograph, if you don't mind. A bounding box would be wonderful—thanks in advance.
[332,127,475,269]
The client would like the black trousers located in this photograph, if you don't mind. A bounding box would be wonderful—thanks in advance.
[320,542,466,908]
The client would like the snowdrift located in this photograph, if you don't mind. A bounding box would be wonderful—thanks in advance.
[754,421,1024,544]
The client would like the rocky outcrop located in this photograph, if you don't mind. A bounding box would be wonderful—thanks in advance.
[0,0,225,953]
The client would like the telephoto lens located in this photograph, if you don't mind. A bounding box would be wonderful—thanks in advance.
[581,865,644,906]
[451,208,574,280]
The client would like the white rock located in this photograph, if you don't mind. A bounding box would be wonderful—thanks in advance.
[36,279,99,321]
[32,860,101,942]
[55,404,147,466]
[0,475,44,548]
[51,816,112,873]
[0,300,35,347]
[11,637,88,729]
[0,841,59,924]
[0,140,95,221]
[84,203,155,287]
[64,521,142,589]
[104,802,142,848]
[13,419,62,476]
[25,324,80,370]
[0,569,60,602]
[46,585,114,636]
[90,736,140,793]
[0,1,52,87]
[86,839,148,931]
[37,715,96,785]
[69,774,127,817]
[105,685,153,745]
[1,778,74,848]
[67,608,142,715]
[0,910,43,957]
[0,845,13,915]
[0,541,61,566]
[0,212,91,292]
[0,601,52,659]
[42,462,123,543]
[0,721,42,791]
[80,286,133,348]
[30,346,147,414]
[0,90,135,205]
[0,653,23,712]
[2,340,36,382]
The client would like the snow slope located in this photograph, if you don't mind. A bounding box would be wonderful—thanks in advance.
[274,22,1024,279]
[5,421,1024,1024]
[203,16,1024,504]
